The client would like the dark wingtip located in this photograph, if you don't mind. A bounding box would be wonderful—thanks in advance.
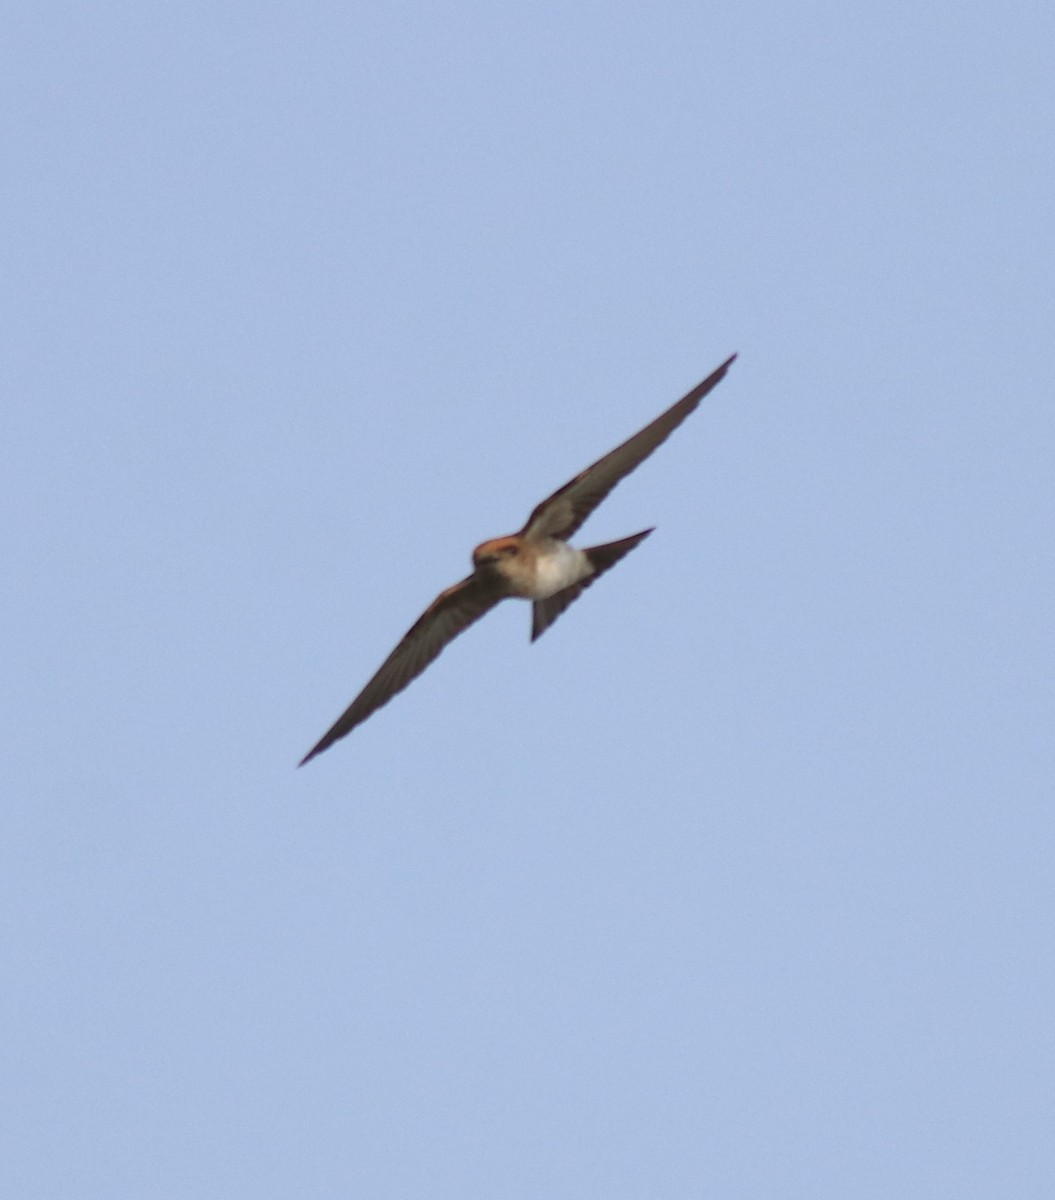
[297,742,325,768]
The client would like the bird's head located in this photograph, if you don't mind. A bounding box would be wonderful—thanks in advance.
[473,536,522,571]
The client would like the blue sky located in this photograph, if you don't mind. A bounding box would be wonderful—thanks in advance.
[3,2,1053,1196]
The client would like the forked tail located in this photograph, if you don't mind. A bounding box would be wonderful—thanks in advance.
[531,528,654,641]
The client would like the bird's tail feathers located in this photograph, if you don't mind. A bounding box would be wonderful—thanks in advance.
[531,528,654,641]
[583,528,654,576]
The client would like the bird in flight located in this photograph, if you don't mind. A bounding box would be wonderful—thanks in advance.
[299,354,736,765]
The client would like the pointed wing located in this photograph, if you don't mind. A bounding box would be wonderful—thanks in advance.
[520,354,736,542]
[299,575,503,765]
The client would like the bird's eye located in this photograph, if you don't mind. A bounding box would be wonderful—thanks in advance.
[505,545,518,556]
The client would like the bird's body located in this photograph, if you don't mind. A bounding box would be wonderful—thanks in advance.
[473,536,591,599]
[299,354,736,765]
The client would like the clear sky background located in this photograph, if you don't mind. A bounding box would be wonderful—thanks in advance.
[3,2,1053,1196]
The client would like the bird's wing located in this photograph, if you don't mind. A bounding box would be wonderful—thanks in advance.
[520,354,736,542]
[299,575,503,765]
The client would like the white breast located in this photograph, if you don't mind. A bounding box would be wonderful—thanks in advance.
[530,540,592,599]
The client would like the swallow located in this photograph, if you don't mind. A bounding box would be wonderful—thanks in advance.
[299,353,736,765]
